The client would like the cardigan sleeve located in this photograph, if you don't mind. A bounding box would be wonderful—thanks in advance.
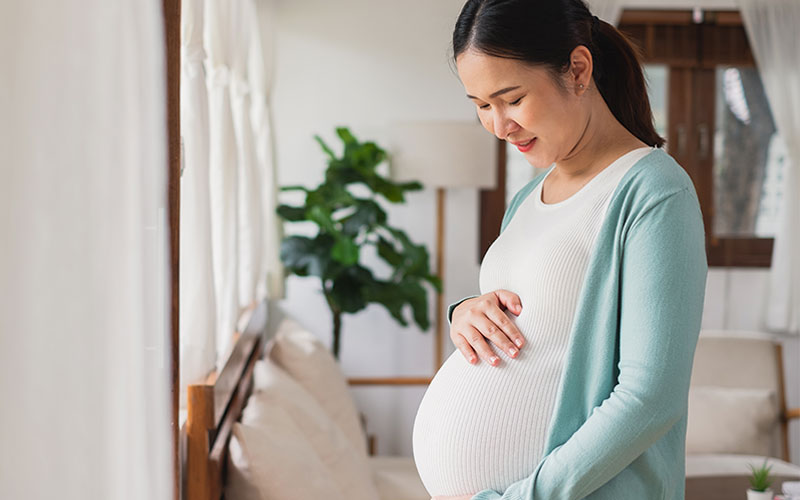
[470,186,708,500]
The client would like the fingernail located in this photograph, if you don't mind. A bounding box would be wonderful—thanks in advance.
[509,347,518,357]
[514,339,523,348]
[490,356,499,364]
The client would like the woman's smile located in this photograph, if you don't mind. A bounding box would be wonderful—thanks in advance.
[511,137,536,152]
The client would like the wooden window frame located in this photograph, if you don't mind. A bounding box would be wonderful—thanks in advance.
[478,9,775,268]
[162,0,181,498]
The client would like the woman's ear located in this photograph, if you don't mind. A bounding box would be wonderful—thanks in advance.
[568,45,594,94]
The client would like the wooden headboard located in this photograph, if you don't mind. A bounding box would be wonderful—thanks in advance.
[184,299,275,500]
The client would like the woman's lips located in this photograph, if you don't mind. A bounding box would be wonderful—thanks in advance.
[514,138,536,152]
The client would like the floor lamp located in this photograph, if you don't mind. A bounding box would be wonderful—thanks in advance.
[388,121,497,372]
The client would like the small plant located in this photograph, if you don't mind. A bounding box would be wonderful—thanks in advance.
[747,458,774,492]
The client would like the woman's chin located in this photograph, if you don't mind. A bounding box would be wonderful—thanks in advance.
[523,153,550,169]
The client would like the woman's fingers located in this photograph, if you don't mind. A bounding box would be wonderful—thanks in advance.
[451,332,478,364]
[449,289,526,366]
[476,311,522,359]
[494,289,523,315]
[484,305,525,350]
[462,324,503,366]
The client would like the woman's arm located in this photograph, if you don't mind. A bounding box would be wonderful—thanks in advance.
[470,187,708,500]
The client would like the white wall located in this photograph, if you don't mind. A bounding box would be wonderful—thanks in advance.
[270,0,800,465]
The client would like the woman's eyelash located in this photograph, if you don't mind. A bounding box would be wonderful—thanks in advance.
[478,96,523,110]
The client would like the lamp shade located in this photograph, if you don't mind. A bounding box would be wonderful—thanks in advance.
[388,121,497,189]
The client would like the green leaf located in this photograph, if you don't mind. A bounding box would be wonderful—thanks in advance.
[367,281,409,326]
[314,135,337,160]
[279,185,310,192]
[368,176,405,203]
[425,274,443,293]
[307,205,336,233]
[384,226,431,276]
[401,279,430,330]
[279,234,334,278]
[376,236,403,267]
[325,166,364,185]
[398,180,424,191]
[331,236,359,265]
[329,265,374,313]
[276,204,307,222]
[336,127,358,149]
[341,199,387,236]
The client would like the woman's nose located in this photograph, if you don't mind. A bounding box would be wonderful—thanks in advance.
[493,113,519,141]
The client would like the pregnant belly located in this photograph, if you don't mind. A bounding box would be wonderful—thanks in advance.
[412,342,566,497]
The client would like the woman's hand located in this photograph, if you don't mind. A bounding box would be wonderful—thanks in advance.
[431,495,475,500]
[450,290,525,367]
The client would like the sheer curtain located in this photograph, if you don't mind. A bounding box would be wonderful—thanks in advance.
[180,0,218,407]
[231,0,264,311]
[252,0,286,300]
[206,0,241,362]
[739,0,800,335]
[0,1,173,499]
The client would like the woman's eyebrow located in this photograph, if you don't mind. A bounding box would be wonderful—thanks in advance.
[466,86,520,100]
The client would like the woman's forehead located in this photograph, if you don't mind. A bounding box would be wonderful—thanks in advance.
[456,51,551,95]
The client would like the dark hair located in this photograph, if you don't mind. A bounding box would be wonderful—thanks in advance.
[452,0,665,148]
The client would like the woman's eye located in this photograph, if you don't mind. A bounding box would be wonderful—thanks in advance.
[478,96,521,110]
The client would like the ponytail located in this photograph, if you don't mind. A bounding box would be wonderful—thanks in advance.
[452,0,665,148]
[591,18,665,147]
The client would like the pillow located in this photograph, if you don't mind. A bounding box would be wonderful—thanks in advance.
[268,317,368,457]
[686,386,778,456]
[224,408,346,500]
[247,359,381,500]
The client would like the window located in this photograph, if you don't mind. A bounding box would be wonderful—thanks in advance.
[482,9,787,268]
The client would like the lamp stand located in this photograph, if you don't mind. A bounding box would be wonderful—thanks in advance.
[435,187,445,372]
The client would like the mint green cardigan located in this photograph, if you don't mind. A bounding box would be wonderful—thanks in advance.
[447,148,708,500]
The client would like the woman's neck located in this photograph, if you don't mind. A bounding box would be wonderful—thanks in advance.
[553,98,647,182]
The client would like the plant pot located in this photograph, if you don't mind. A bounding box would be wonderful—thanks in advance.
[747,488,773,500]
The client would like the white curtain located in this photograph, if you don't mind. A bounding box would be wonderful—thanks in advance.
[739,0,800,335]
[0,2,173,499]
[206,0,241,362]
[231,0,264,311]
[180,0,218,407]
[251,0,286,300]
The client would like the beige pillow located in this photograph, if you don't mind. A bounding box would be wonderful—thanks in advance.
[268,317,368,457]
[225,409,346,500]
[248,359,381,500]
[686,386,778,456]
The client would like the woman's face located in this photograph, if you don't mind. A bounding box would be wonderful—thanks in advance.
[456,49,587,169]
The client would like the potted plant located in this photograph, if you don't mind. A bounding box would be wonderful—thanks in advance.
[276,126,442,359]
[747,458,775,500]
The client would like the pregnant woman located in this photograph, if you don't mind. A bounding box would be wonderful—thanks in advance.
[411,1,708,499]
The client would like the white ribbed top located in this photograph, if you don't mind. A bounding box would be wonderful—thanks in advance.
[412,146,656,497]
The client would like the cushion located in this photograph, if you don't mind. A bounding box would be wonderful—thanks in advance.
[268,317,368,457]
[368,455,431,500]
[247,358,380,500]
[224,408,346,500]
[686,386,778,456]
